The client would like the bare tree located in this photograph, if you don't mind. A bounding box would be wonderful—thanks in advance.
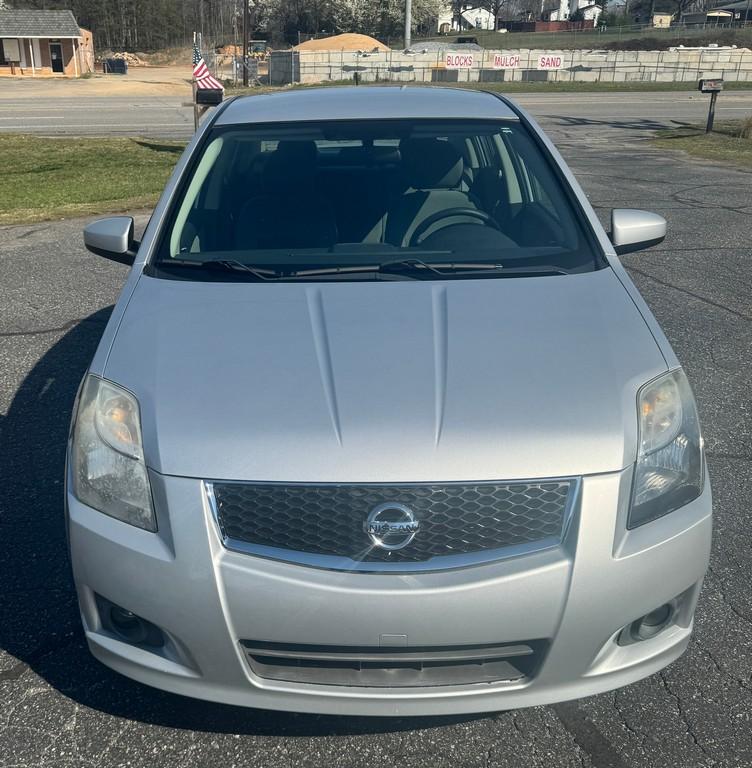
[480,0,509,29]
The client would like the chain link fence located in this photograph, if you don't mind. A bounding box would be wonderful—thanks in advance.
[266,46,752,86]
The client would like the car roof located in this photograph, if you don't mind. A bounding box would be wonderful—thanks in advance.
[215,86,519,126]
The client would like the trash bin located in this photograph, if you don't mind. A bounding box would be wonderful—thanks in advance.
[103,59,128,75]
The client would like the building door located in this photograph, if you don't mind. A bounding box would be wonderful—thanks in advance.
[49,42,64,73]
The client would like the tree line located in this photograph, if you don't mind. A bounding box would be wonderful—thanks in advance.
[9,0,449,50]
[8,0,721,51]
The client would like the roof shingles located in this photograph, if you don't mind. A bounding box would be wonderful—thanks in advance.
[0,9,81,38]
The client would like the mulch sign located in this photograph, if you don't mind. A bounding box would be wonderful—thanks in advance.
[445,52,474,69]
[493,54,520,69]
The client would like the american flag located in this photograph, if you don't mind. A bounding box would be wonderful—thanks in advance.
[193,39,223,91]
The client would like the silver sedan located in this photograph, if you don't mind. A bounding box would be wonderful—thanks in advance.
[68,86,711,715]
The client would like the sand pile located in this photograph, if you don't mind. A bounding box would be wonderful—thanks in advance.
[294,33,389,52]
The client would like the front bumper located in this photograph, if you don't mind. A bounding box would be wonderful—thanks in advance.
[67,467,711,716]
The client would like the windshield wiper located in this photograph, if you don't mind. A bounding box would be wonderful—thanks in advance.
[381,261,571,278]
[157,258,570,281]
[200,259,280,280]
[294,260,569,279]
[293,258,493,279]
[378,258,459,277]
[156,258,282,280]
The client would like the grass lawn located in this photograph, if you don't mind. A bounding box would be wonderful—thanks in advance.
[652,120,752,168]
[0,135,185,225]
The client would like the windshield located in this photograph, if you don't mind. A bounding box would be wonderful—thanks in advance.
[153,118,600,281]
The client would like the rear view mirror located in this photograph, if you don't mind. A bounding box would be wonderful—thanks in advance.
[83,217,137,265]
[610,209,666,255]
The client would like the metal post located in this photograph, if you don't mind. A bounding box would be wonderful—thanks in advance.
[242,0,249,86]
[706,90,718,133]
[233,0,239,85]
[405,0,412,49]
[193,80,199,131]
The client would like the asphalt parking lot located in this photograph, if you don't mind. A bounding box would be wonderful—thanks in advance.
[1,118,751,767]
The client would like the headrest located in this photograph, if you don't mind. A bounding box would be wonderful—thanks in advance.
[263,140,318,193]
[471,166,504,209]
[399,138,463,189]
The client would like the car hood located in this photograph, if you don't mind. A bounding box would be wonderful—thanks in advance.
[104,269,666,482]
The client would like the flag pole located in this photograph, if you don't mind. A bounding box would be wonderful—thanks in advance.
[193,32,199,131]
[243,0,249,87]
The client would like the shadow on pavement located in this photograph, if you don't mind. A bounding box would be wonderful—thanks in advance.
[546,115,670,133]
[0,309,482,737]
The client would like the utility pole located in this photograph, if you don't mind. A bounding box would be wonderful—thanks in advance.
[242,0,249,86]
[404,0,412,49]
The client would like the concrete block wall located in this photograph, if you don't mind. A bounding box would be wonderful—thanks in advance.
[268,47,752,86]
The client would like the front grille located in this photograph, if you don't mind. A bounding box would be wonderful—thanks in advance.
[210,480,573,567]
[241,639,546,688]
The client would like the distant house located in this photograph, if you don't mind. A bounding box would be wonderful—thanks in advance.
[681,0,752,25]
[698,0,752,22]
[548,0,603,23]
[436,4,497,33]
[0,9,94,77]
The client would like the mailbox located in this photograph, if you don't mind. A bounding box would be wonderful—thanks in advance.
[698,78,723,93]
[195,87,224,105]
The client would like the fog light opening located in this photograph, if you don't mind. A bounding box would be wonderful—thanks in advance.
[96,595,165,648]
[622,602,675,645]
[110,606,149,644]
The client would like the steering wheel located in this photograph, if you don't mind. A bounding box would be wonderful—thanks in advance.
[409,207,502,247]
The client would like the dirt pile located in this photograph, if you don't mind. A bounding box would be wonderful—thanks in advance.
[109,51,148,66]
[294,33,389,52]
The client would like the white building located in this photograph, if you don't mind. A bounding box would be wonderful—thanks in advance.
[437,4,497,33]
[549,0,603,22]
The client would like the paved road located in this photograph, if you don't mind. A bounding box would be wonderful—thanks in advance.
[0,80,751,138]
[0,122,751,767]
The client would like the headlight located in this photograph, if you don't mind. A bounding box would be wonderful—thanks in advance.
[70,375,156,531]
[628,369,704,528]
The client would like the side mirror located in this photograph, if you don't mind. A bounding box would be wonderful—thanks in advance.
[610,209,666,255]
[83,217,138,265]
